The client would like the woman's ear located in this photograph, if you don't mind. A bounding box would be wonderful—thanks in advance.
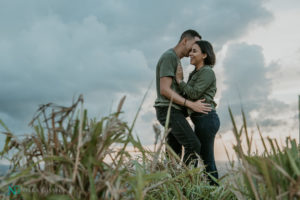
[203,54,207,59]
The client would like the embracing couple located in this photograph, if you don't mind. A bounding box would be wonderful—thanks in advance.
[154,29,220,185]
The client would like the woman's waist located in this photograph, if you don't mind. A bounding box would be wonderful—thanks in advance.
[187,100,216,115]
[190,109,217,116]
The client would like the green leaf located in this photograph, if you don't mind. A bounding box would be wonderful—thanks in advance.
[286,149,300,176]
[0,118,11,132]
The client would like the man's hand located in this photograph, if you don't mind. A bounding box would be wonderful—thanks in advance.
[186,99,212,114]
[176,64,183,84]
[159,77,211,113]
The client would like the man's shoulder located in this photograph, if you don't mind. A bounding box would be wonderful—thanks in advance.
[159,49,177,61]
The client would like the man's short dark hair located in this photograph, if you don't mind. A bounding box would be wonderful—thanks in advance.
[179,29,202,43]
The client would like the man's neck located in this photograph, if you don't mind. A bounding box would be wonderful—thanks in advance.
[173,45,184,59]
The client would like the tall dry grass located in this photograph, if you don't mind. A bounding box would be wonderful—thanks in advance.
[0,95,299,199]
[225,107,300,200]
[0,96,233,200]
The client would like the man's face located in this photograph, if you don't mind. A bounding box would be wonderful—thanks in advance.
[184,36,201,57]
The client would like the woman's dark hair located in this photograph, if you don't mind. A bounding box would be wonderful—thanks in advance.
[195,40,216,66]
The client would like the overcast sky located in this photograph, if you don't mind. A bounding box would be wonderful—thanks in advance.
[1,0,300,155]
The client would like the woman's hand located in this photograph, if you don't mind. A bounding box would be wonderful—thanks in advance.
[176,64,183,84]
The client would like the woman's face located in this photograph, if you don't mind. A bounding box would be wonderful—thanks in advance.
[189,43,206,66]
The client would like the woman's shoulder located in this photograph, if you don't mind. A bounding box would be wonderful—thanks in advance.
[192,66,216,81]
[196,65,215,75]
[203,65,214,71]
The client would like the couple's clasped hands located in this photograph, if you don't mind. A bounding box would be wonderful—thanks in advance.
[175,64,212,114]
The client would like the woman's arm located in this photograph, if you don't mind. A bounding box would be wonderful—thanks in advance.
[176,66,215,100]
[160,77,212,114]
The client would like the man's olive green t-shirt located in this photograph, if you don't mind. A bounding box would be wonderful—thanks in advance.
[154,48,182,110]
[178,65,217,115]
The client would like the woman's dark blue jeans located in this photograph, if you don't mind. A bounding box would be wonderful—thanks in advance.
[155,106,202,166]
[190,110,220,185]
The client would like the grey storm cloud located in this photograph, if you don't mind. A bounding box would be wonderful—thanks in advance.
[218,43,289,131]
[0,0,273,145]
[0,0,273,66]
[0,15,150,115]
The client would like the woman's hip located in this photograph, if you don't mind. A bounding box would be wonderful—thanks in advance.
[191,110,220,136]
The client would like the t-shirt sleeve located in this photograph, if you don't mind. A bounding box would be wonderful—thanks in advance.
[159,54,176,78]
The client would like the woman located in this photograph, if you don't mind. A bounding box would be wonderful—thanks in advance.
[175,40,220,185]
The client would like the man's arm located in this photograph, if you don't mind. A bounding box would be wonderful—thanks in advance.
[160,77,211,114]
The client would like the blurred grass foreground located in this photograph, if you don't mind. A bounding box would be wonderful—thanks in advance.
[0,95,299,200]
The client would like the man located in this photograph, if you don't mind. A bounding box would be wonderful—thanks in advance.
[154,29,212,165]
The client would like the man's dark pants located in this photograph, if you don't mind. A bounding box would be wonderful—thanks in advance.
[155,106,201,165]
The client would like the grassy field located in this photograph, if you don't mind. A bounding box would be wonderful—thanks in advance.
[0,95,299,200]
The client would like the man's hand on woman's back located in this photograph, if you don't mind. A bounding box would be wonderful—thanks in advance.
[186,99,211,114]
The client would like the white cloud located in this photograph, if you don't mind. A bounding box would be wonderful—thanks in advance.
[217,42,292,135]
